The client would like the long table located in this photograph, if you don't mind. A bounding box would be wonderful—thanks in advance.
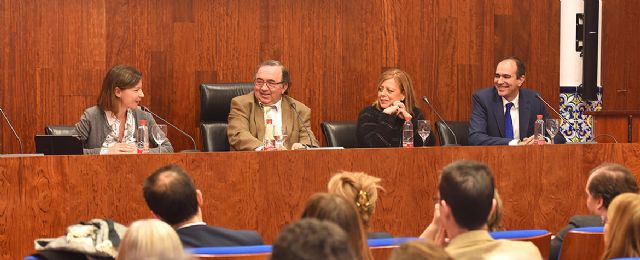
[2,144,640,259]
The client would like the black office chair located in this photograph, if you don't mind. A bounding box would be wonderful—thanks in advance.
[320,121,357,148]
[44,125,76,136]
[199,83,254,152]
[436,121,469,146]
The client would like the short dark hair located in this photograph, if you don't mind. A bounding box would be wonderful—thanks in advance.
[143,165,199,225]
[500,56,526,79]
[97,65,142,115]
[439,160,495,230]
[255,60,290,94]
[588,163,639,209]
[272,218,355,260]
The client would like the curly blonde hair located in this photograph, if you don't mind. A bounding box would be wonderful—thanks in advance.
[328,171,384,230]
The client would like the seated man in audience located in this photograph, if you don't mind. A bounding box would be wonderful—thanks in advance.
[436,160,542,259]
[468,56,565,145]
[549,163,638,260]
[227,60,318,151]
[271,218,355,260]
[143,164,264,248]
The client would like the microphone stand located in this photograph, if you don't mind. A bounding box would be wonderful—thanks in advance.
[285,96,318,148]
[140,106,199,152]
[422,96,458,146]
[0,107,23,154]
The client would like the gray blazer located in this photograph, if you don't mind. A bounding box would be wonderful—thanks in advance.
[74,106,174,154]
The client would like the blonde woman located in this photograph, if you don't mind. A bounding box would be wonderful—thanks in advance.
[356,68,435,148]
[117,219,191,260]
[602,193,640,259]
[328,171,389,238]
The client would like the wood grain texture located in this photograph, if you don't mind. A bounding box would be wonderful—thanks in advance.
[0,0,570,153]
[3,144,640,259]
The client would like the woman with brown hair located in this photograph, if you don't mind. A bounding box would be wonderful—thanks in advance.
[356,68,435,148]
[301,193,372,260]
[74,65,173,154]
[327,171,390,238]
[602,193,640,259]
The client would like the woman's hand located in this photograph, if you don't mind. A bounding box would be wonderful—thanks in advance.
[108,143,137,154]
[383,101,412,120]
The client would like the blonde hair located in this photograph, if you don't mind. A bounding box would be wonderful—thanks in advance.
[117,219,190,260]
[328,171,383,230]
[373,68,418,113]
[602,193,640,260]
[487,189,504,231]
[390,240,453,260]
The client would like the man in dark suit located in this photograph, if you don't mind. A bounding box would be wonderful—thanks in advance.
[469,57,565,146]
[549,163,639,260]
[143,165,264,248]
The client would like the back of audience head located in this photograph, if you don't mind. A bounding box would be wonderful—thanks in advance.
[327,171,383,230]
[390,239,453,260]
[439,160,495,231]
[602,193,640,259]
[271,218,355,260]
[300,193,371,260]
[117,219,191,260]
[587,163,639,217]
[143,164,200,226]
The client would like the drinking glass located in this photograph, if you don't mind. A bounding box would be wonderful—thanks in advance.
[274,126,288,150]
[417,120,431,145]
[151,124,168,145]
[545,119,560,144]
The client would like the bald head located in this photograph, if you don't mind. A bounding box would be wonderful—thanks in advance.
[143,165,199,225]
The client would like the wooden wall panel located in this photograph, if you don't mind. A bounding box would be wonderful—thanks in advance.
[2,0,622,153]
[601,0,640,111]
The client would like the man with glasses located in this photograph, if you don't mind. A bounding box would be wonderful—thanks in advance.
[227,60,318,151]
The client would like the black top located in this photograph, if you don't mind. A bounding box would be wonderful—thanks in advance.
[550,215,602,260]
[356,105,435,148]
[176,224,264,248]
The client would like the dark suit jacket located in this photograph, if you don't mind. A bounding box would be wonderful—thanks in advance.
[469,87,565,146]
[550,215,602,260]
[176,224,264,248]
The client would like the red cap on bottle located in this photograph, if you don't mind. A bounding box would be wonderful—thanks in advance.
[139,119,148,125]
[266,119,273,124]
[536,115,543,119]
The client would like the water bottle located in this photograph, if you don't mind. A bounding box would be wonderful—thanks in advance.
[263,119,276,151]
[533,115,545,145]
[136,120,150,153]
[402,117,414,148]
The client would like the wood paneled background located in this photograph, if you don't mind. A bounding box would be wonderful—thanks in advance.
[0,0,636,153]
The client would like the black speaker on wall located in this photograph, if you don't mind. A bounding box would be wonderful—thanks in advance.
[580,0,599,101]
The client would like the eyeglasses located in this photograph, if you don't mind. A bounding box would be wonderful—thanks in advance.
[254,79,285,88]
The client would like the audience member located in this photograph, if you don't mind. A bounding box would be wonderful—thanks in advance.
[117,219,191,260]
[271,218,355,260]
[390,239,453,260]
[435,160,542,259]
[74,65,173,154]
[550,163,639,260]
[356,68,435,148]
[488,189,504,231]
[468,56,565,146]
[327,171,390,238]
[300,193,372,260]
[227,60,318,151]
[143,164,263,248]
[602,193,640,259]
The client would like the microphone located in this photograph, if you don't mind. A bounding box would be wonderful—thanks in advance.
[285,96,318,148]
[0,107,23,154]
[535,94,565,120]
[422,96,458,146]
[139,105,199,152]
